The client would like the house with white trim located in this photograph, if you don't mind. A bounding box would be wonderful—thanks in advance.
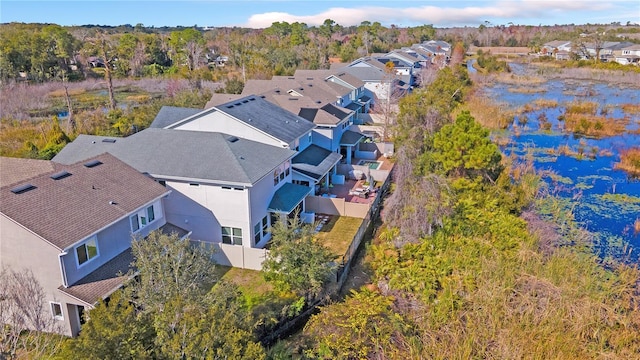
[1,153,174,336]
[53,128,312,270]
[155,95,344,196]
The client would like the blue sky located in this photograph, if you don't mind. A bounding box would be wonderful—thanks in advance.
[1,1,638,28]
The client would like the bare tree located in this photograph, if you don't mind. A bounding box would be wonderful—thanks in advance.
[0,268,64,359]
[382,147,454,245]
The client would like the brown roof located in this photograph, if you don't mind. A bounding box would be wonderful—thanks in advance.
[58,222,190,305]
[204,93,245,109]
[1,153,170,250]
[58,248,133,306]
[0,157,58,187]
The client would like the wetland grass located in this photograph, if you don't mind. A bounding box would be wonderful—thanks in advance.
[614,148,640,178]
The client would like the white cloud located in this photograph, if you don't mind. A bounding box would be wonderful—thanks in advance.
[243,0,618,28]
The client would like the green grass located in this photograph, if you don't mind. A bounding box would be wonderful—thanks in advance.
[216,266,273,299]
[314,216,363,257]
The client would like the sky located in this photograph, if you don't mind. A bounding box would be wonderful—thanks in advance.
[1,0,639,29]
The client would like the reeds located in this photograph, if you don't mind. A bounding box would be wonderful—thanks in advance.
[614,147,640,178]
[459,94,515,130]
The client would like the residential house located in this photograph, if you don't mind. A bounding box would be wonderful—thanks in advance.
[155,95,343,197]
[540,40,573,56]
[337,57,410,105]
[1,154,172,336]
[614,43,640,65]
[53,129,310,270]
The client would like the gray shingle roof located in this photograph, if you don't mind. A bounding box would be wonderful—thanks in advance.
[53,128,295,186]
[215,95,315,144]
[292,144,342,180]
[150,106,202,129]
[1,153,170,250]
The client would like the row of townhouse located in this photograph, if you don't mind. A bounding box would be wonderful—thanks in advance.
[541,40,640,65]
[0,40,450,337]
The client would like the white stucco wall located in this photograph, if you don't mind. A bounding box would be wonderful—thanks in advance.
[163,181,250,246]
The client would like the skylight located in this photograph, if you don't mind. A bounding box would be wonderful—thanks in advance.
[11,183,36,194]
[50,171,72,180]
[84,160,103,168]
[102,139,116,143]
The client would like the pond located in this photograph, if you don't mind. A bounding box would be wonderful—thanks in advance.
[480,63,640,262]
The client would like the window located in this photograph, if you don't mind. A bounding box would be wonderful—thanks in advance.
[76,237,98,266]
[274,169,280,186]
[50,302,63,320]
[147,205,155,222]
[131,214,140,232]
[222,227,242,245]
[262,216,269,237]
[131,203,160,233]
[254,223,261,244]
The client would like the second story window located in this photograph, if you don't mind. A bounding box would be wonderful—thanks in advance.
[76,236,98,266]
[274,169,280,186]
[131,204,159,233]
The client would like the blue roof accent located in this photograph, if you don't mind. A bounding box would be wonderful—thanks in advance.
[268,183,311,213]
[340,130,366,146]
[292,144,342,180]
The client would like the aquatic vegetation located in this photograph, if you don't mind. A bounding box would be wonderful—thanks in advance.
[576,174,613,183]
[614,147,640,177]
[561,113,629,138]
[460,95,515,130]
[546,173,573,185]
[508,86,547,94]
[565,100,598,115]
[575,182,594,190]
[600,193,640,204]
[621,103,640,114]
[533,98,559,109]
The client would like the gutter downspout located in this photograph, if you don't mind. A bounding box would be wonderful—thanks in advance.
[59,252,69,288]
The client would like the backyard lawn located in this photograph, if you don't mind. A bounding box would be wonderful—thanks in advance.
[314,216,363,257]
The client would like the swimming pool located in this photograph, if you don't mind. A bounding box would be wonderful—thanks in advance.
[357,160,382,170]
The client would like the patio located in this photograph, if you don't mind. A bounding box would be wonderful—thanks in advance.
[320,153,393,204]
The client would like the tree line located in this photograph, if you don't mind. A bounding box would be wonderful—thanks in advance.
[2,21,638,85]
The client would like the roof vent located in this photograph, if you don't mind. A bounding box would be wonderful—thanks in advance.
[228,136,239,143]
[316,100,322,104]
[50,171,72,180]
[242,100,249,103]
[307,77,313,80]
[260,95,266,98]
[102,138,116,143]
[11,183,36,194]
[226,105,234,108]
[234,102,242,106]
[249,97,256,101]
[84,160,103,168]
[275,90,281,93]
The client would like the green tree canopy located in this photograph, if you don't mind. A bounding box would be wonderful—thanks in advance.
[56,291,156,360]
[262,216,336,301]
[432,110,502,181]
[128,231,218,313]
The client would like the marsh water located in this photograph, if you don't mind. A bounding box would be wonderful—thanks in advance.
[478,62,640,262]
